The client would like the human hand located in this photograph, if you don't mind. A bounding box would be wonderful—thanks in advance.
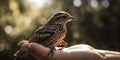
[18,40,50,60]
[19,40,120,60]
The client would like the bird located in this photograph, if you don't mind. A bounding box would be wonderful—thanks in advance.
[13,11,75,60]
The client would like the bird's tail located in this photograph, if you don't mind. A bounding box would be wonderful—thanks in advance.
[14,50,25,60]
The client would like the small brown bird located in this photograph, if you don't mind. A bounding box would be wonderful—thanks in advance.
[14,11,75,60]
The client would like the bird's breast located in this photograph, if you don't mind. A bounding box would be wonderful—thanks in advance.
[52,25,67,46]
[45,25,67,46]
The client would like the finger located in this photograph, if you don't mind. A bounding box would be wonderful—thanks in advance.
[19,42,46,60]
[20,41,29,52]
[27,43,50,57]
[17,40,28,46]
[25,43,49,60]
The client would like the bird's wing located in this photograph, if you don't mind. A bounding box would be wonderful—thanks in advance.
[29,25,56,43]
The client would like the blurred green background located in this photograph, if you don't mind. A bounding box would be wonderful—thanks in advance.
[0,0,120,60]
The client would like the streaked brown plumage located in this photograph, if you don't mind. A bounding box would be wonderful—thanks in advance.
[14,11,75,60]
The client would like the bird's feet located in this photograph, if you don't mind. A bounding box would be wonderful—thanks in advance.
[59,40,68,47]
[57,40,68,50]
[47,46,56,57]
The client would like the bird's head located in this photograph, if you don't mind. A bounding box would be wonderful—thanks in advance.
[47,11,76,25]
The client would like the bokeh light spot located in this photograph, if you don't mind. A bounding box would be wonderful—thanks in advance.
[102,0,109,8]
[90,0,98,8]
[73,0,81,7]
[4,25,13,34]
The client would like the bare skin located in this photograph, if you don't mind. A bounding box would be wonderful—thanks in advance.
[18,40,120,60]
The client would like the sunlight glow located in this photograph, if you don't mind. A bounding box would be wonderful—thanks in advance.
[27,0,51,9]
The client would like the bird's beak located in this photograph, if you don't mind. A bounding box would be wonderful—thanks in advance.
[67,16,76,21]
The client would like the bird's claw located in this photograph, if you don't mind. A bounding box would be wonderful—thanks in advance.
[59,40,68,47]
[47,46,56,57]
